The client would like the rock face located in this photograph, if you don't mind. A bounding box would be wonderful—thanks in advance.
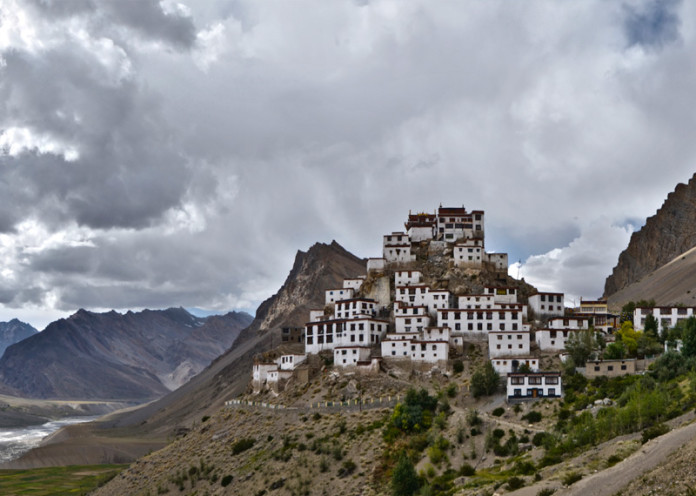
[0,319,37,358]
[604,174,696,297]
[0,308,252,400]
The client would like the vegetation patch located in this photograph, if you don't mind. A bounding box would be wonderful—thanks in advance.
[0,464,126,496]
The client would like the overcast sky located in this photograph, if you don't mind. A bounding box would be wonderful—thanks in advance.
[1,0,695,330]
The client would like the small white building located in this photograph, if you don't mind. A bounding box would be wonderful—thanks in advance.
[458,294,496,309]
[325,287,354,305]
[367,257,386,272]
[536,328,590,351]
[488,331,531,357]
[342,277,365,292]
[436,207,484,242]
[485,252,508,271]
[309,309,329,322]
[304,317,388,354]
[453,238,484,266]
[548,317,589,330]
[381,332,419,359]
[394,301,428,317]
[334,346,372,367]
[484,286,518,304]
[438,308,523,334]
[278,354,306,371]
[410,340,449,364]
[394,270,422,287]
[334,298,377,320]
[491,356,539,375]
[252,362,278,391]
[507,372,562,400]
[384,244,416,264]
[634,306,696,333]
[405,213,437,242]
[528,292,565,318]
[395,314,430,333]
[422,326,450,342]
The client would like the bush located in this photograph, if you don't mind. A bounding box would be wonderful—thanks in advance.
[453,360,464,374]
[532,432,549,447]
[506,476,525,490]
[459,463,475,476]
[562,471,582,486]
[537,489,556,496]
[220,475,233,487]
[606,454,622,467]
[522,411,542,423]
[392,453,420,496]
[471,362,500,398]
[446,383,458,398]
[232,438,255,455]
[338,460,356,478]
[492,407,505,417]
[492,428,505,439]
[642,423,670,444]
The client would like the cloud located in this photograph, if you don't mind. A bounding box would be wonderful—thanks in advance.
[623,0,682,49]
[1,1,696,328]
[512,220,635,303]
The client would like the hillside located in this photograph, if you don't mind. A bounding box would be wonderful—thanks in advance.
[607,244,696,310]
[0,308,252,400]
[604,173,696,297]
[3,241,367,468]
[0,319,37,358]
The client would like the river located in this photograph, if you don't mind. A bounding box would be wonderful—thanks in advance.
[0,417,98,464]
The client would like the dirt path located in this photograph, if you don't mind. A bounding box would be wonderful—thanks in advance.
[506,411,696,496]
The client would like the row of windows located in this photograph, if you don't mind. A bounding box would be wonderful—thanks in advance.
[511,388,557,397]
[441,311,519,320]
[510,376,559,385]
[538,294,563,303]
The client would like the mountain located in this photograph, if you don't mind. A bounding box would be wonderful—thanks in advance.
[0,308,252,400]
[2,241,366,468]
[0,319,37,358]
[604,173,696,298]
[607,245,696,309]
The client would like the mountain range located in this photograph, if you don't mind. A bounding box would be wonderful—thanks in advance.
[0,308,252,400]
[2,240,366,468]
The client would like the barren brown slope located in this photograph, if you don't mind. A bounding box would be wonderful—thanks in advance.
[605,173,696,297]
[607,244,696,311]
[4,241,366,468]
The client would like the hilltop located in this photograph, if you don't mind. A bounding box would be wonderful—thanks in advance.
[0,319,37,358]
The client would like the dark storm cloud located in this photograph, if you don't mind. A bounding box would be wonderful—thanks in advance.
[0,41,193,230]
[2,1,696,329]
[26,0,197,48]
[623,0,681,48]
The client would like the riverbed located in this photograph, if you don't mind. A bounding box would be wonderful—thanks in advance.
[0,417,98,464]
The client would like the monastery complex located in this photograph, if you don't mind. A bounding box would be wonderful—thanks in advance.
[252,205,667,402]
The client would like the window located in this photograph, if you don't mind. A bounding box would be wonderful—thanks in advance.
[511,377,524,385]
[528,377,542,385]
[548,388,555,396]
[607,365,614,371]
[621,365,627,371]
[545,376,559,385]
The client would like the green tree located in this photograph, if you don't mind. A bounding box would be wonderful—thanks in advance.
[604,341,626,360]
[682,317,696,358]
[471,362,500,398]
[644,314,659,340]
[621,301,636,324]
[616,321,640,357]
[392,452,420,496]
[565,329,595,366]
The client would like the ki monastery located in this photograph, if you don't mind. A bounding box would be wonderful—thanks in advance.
[252,206,673,402]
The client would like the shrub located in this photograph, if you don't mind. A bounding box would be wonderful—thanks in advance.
[220,475,233,487]
[232,438,255,455]
[642,423,670,444]
[392,453,420,496]
[492,407,505,417]
[522,411,542,423]
[459,463,475,476]
[506,476,525,490]
[492,428,505,439]
[537,489,556,496]
[453,360,464,374]
[513,461,536,476]
[606,454,622,467]
[562,471,582,486]
[319,458,329,473]
[466,409,482,426]
[338,460,356,478]
[201,415,210,423]
[446,383,458,398]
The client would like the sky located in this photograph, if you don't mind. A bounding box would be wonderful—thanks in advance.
[1,0,695,330]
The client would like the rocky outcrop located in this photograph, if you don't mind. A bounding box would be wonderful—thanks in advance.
[604,174,696,297]
[0,308,252,400]
[0,319,37,358]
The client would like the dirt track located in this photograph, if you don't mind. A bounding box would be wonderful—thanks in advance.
[506,410,696,496]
